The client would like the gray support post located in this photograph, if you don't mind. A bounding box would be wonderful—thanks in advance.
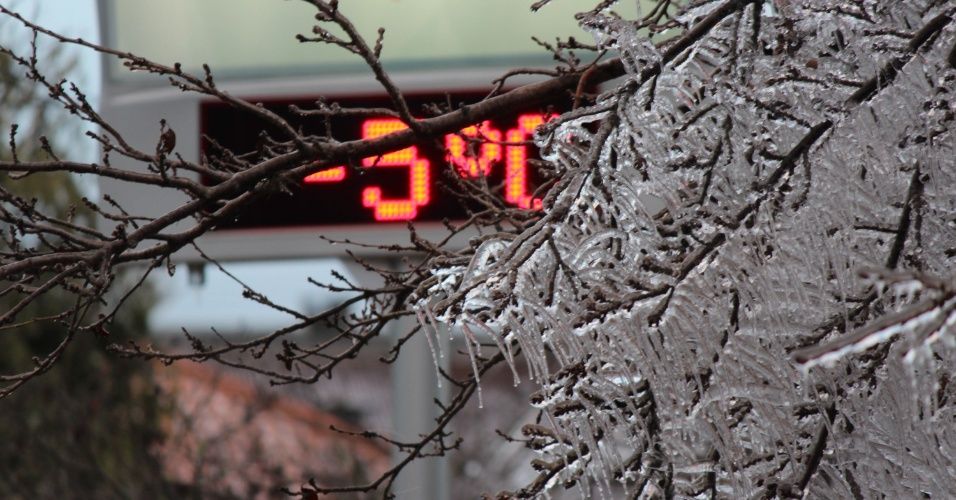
[340,257,450,500]
[389,314,450,500]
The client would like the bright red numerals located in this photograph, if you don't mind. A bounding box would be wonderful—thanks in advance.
[304,166,345,183]
[360,119,431,221]
[504,115,544,210]
[305,113,547,221]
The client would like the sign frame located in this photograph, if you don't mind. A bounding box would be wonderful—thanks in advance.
[95,0,577,262]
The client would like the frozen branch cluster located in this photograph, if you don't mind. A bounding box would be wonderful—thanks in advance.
[420,0,956,497]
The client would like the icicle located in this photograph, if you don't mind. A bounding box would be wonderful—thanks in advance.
[467,313,522,386]
[415,309,442,389]
[423,306,445,360]
[461,322,484,409]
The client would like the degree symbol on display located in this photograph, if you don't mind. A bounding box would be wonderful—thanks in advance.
[445,121,501,178]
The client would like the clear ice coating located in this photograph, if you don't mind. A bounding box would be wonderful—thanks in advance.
[415,1,956,497]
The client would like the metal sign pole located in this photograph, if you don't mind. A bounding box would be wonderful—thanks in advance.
[389,309,450,500]
[342,257,449,500]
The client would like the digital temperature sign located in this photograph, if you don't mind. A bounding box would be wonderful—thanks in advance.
[201,93,557,229]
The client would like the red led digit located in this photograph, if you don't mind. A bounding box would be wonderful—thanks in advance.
[445,121,502,178]
[360,119,431,221]
[504,114,546,210]
[304,166,346,183]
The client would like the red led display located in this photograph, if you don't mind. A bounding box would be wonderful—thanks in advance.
[302,116,548,222]
[201,93,560,229]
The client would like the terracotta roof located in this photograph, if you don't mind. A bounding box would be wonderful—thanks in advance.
[155,361,390,498]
